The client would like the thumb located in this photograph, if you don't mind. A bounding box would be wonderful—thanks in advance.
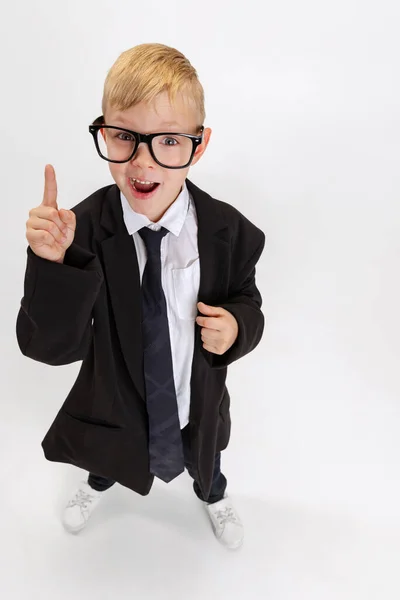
[197,302,221,315]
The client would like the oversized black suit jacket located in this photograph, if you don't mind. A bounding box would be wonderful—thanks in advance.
[16,178,265,500]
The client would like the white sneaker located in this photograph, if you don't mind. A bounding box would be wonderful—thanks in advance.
[204,494,244,549]
[62,481,104,534]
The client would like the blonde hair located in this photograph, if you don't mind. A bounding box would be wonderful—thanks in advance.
[102,43,205,125]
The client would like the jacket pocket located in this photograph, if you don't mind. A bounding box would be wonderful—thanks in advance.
[44,409,127,476]
[62,410,123,430]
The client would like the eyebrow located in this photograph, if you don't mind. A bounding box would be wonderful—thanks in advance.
[110,117,184,130]
[158,121,182,128]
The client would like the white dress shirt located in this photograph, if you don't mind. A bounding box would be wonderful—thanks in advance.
[120,180,200,429]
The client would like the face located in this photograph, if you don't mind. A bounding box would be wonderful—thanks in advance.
[103,91,211,222]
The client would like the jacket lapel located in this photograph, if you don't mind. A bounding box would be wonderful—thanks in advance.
[186,178,230,303]
[99,180,230,402]
[186,179,231,367]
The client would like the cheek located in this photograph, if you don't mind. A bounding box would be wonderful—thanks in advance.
[108,163,127,183]
[164,168,190,188]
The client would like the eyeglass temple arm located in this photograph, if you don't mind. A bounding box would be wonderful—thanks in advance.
[92,115,105,126]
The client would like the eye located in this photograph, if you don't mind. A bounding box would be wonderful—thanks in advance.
[117,132,135,142]
[161,136,179,146]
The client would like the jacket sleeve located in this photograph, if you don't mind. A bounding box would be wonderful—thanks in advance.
[202,230,266,369]
[16,242,104,366]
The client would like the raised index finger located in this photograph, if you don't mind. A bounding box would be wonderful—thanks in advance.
[42,164,58,208]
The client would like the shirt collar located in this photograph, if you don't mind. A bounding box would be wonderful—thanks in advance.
[121,180,190,237]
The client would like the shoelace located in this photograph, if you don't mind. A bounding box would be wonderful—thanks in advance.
[214,507,238,526]
[68,489,96,510]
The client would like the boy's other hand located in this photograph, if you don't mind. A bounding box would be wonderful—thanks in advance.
[26,164,76,263]
[196,302,239,355]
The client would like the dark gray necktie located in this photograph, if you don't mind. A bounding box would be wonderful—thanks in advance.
[138,226,185,483]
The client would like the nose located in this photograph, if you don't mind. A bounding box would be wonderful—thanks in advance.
[130,141,156,168]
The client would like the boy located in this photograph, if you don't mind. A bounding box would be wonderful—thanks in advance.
[17,43,265,550]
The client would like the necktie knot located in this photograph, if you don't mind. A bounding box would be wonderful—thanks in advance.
[139,226,169,255]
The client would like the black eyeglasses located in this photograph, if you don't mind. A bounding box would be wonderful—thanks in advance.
[88,115,204,169]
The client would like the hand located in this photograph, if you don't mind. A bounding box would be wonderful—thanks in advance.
[195,302,239,355]
[26,164,76,263]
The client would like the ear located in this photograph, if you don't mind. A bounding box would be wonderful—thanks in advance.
[190,127,212,167]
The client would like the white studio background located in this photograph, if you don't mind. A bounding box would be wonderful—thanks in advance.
[1,1,400,599]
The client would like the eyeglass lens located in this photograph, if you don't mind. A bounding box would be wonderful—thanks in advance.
[96,128,194,167]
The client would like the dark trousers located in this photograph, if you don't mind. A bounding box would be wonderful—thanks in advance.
[88,424,227,504]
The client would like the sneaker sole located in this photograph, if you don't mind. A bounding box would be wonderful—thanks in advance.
[214,528,244,550]
[62,520,88,534]
[209,518,244,550]
[225,537,244,550]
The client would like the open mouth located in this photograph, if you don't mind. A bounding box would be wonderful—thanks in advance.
[129,177,160,194]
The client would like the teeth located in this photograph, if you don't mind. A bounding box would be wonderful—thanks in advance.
[130,177,155,185]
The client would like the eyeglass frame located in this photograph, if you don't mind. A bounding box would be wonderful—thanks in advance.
[88,115,205,169]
